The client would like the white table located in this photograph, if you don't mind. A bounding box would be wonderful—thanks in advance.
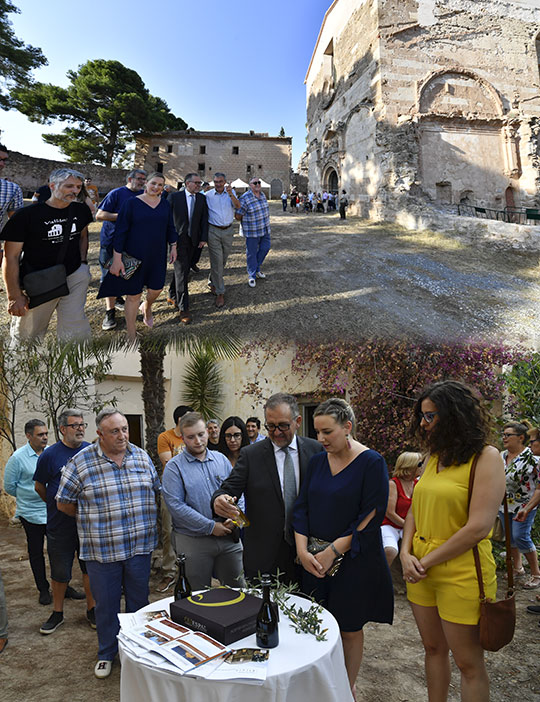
[119,594,354,702]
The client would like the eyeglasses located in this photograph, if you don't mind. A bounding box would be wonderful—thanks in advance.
[251,181,261,185]
[225,432,242,441]
[501,432,519,438]
[420,411,438,424]
[66,422,88,429]
[264,423,291,432]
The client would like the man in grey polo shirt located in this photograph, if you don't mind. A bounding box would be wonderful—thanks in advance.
[204,173,241,308]
[162,411,244,590]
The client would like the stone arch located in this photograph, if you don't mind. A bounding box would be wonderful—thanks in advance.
[323,164,339,192]
[270,178,282,199]
[416,68,504,119]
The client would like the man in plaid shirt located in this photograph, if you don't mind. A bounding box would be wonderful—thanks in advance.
[56,408,160,679]
[235,177,271,288]
[0,143,24,263]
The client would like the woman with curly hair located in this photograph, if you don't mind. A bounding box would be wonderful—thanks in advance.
[499,421,540,588]
[400,380,505,702]
[217,417,250,468]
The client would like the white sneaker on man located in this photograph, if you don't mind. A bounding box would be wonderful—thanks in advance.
[248,278,256,288]
[95,660,113,678]
[256,271,266,279]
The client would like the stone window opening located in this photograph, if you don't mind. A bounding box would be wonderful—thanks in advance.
[435,181,452,204]
[167,145,173,153]
[152,146,159,152]
[246,164,253,175]
[232,146,239,155]
[322,39,335,89]
[198,163,205,172]
[199,145,206,154]
[156,162,163,173]
[459,190,474,204]
[258,164,262,169]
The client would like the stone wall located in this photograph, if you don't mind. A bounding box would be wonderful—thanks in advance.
[135,131,292,198]
[305,0,540,221]
[4,151,130,198]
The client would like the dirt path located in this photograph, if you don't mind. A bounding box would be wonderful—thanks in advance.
[1,204,538,345]
[1,518,539,702]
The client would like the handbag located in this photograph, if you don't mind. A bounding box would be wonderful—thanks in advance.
[307,537,343,577]
[468,455,515,652]
[491,515,505,542]
[104,252,141,280]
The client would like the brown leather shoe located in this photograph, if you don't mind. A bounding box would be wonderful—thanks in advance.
[207,283,216,295]
[167,297,177,307]
[215,294,225,308]
[0,638,7,654]
[180,312,192,324]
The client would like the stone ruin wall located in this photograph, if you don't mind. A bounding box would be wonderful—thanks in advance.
[305,0,540,227]
[4,151,129,198]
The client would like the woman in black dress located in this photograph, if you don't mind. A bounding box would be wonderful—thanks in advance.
[293,398,393,698]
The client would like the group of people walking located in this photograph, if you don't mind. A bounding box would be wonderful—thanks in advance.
[3,379,538,701]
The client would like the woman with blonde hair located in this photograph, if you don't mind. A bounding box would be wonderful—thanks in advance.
[293,398,393,698]
[381,451,422,567]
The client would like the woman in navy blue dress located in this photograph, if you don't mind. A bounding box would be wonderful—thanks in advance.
[293,398,393,698]
[98,172,177,341]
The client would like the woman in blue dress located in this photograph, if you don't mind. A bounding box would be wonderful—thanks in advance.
[98,172,177,341]
[293,398,393,699]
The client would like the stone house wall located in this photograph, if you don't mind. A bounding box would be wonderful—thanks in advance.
[134,131,292,198]
[4,151,129,199]
[305,0,540,220]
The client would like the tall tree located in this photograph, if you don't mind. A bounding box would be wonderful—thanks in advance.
[11,59,187,167]
[0,0,46,109]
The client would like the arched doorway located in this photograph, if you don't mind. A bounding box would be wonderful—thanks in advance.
[270,178,282,199]
[325,168,338,192]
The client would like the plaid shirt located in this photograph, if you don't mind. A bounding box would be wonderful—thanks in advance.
[0,178,23,227]
[56,441,160,563]
[236,190,270,238]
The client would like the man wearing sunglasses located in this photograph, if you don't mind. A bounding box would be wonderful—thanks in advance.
[235,177,271,288]
[212,393,321,584]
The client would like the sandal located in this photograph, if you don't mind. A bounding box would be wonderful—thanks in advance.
[523,575,540,589]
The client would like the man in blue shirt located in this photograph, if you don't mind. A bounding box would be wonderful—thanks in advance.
[3,419,50,603]
[96,169,146,330]
[162,412,244,591]
[0,143,23,263]
[235,177,271,288]
[33,409,94,635]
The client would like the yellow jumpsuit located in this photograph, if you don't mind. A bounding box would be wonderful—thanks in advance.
[406,454,497,624]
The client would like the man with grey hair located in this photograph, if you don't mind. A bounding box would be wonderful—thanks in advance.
[212,392,322,584]
[204,173,241,308]
[96,169,147,331]
[33,409,94,636]
[57,408,160,678]
[167,172,208,324]
[2,167,93,342]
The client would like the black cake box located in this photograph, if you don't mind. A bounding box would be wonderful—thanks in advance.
[170,587,262,645]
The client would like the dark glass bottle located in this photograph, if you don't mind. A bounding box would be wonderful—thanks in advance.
[255,574,279,648]
[174,553,192,600]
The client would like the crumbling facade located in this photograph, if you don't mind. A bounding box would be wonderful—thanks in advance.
[305,0,540,218]
[135,131,292,198]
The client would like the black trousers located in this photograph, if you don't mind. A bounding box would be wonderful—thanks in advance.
[19,517,49,593]
[169,236,196,311]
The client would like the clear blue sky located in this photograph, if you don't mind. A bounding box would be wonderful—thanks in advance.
[1,0,331,168]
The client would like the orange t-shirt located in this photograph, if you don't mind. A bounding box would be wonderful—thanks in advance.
[157,428,184,457]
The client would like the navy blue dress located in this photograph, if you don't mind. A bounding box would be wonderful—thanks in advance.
[293,449,394,631]
[97,196,177,297]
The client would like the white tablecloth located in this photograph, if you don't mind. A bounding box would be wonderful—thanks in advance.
[119,594,353,702]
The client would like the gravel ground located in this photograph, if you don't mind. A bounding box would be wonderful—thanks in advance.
[2,518,539,702]
[1,203,538,345]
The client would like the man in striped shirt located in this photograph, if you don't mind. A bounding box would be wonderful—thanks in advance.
[235,177,271,288]
[56,408,160,679]
[0,143,24,264]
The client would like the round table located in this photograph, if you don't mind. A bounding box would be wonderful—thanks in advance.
[119,594,354,702]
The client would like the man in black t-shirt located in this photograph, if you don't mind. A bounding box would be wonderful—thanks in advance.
[2,167,93,342]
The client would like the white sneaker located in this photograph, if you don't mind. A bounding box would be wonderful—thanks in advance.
[95,660,113,678]
[248,278,256,288]
[256,271,266,279]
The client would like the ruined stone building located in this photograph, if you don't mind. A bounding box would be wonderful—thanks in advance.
[305,0,540,219]
[134,131,292,197]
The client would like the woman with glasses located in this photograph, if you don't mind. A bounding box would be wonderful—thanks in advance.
[217,417,250,468]
[293,398,393,699]
[499,421,540,588]
[98,172,177,342]
[401,380,505,702]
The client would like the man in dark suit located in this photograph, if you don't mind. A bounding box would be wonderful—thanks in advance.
[167,173,209,324]
[212,393,322,584]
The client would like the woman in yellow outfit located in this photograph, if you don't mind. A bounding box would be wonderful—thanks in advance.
[400,380,505,702]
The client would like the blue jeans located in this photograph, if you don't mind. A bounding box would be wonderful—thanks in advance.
[499,508,538,553]
[245,232,271,278]
[86,554,151,661]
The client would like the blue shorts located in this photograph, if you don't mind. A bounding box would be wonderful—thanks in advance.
[47,527,87,582]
